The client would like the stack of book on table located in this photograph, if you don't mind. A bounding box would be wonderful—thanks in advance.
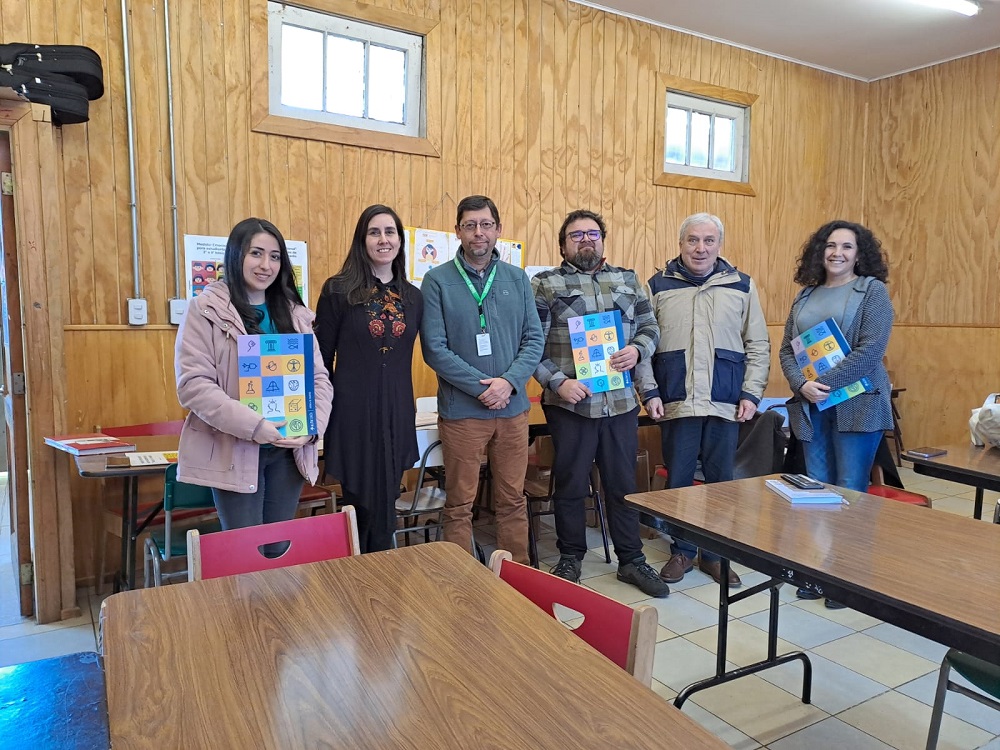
[43,433,135,456]
[764,478,846,505]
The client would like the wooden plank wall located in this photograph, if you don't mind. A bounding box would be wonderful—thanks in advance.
[4,0,992,585]
[866,50,1000,447]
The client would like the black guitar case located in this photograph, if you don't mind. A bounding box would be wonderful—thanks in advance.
[0,68,90,125]
[6,44,104,100]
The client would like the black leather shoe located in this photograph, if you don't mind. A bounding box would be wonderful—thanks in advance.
[824,599,846,609]
[796,586,822,600]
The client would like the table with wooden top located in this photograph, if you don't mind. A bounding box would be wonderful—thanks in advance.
[626,476,1000,706]
[904,442,1000,520]
[100,542,726,750]
[74,435,180,592]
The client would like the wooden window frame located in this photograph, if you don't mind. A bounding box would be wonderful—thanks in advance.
[250,0,441,158]
[654,75,757,197]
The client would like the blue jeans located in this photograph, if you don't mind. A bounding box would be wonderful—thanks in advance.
[212,445,303,540]
[800,404,881,492]
[659,416,739,563]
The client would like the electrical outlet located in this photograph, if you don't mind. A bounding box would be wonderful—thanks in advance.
[127,298,148,326]
[169,298,187,325]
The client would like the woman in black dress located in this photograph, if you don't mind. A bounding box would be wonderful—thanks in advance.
[316,205,423,552]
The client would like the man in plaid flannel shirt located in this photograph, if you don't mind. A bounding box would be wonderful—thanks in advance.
[531,209,669,598]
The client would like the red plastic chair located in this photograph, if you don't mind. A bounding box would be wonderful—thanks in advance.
[187,506,359,581]
[99,420,185,437]
[489,550,658,686]
[868,464,932,507]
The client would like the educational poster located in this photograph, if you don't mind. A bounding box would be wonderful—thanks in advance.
[568,310,632,394]
[790,317,870,411]
[183,234,309,303]
[237,333,318,436]
[408,227,455,283]
[404,226,525,285]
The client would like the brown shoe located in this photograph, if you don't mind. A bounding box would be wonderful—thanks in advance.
[699,559,742,588]
[659,553,694,583]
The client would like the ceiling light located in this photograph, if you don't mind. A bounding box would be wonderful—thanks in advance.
[909,0,982,15]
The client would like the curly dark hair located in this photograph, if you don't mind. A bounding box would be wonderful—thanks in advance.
[793,220,889,286]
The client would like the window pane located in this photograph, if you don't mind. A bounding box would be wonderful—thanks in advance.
[664,107,688,166]
[712,117,735,171]
[281,25,324,110]
[367,45,406,124]
[689,112,710,168]
[326,35,365,118]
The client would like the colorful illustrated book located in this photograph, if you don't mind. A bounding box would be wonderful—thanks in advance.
[126,451,179,467]
[44,433,136,456]
[237,333,317,437]
[568,310,632,394]
[790,317,870,411]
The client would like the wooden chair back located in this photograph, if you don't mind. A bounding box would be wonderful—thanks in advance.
[488,550,657,686]
[187,506,360,581]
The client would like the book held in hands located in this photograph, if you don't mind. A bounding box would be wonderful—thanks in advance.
[44,433,136,456]
[790,317,870,411]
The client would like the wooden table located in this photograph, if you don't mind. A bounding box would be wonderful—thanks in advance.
[101,543,725,750]
[626,477,1000,705]
[75,436,179,592]
[904,442,1000,520]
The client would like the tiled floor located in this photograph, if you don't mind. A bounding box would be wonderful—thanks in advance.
[0,466,998,748]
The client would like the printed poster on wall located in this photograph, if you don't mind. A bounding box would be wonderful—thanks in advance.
[405,227,525,286]
[183,234,309,303]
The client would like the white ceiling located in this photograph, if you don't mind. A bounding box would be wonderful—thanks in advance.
[579,0,1000,81]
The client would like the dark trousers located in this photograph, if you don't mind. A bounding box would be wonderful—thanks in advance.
[342,491,395,554]
[545,405,645,565]
[660,416,739,563]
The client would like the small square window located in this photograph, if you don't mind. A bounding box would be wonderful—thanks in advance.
[267,2,423,138]
[654,76,757,197]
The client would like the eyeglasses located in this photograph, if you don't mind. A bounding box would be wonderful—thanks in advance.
[567,229,602,242]
[459,220,497,232]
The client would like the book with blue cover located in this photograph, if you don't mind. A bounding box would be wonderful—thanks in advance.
[567,310,632,394]
[790,317,870,412]
[236,333,317,436]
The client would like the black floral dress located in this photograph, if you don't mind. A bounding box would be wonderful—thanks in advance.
[315,277,423,551]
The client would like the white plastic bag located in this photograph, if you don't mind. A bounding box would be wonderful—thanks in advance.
[970,393,1000,447]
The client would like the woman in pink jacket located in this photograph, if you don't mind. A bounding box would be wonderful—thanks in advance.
[175,218,333,533]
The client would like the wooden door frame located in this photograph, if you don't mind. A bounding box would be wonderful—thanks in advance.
[0,93,77,623]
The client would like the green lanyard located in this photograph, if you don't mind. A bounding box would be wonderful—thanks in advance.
[454,254,497,332]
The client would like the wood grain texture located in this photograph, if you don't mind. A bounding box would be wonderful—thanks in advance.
[2,0,995,590]
[627,479,1000,658]
[102,543,725,749]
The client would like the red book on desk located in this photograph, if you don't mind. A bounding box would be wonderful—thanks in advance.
[44,433,136,456]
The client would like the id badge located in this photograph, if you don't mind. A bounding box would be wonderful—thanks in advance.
[476,332,492,356]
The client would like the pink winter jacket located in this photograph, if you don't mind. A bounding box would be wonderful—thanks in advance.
[175,281,333,492]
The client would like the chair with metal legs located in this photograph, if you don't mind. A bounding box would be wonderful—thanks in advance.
[925,649,1000,749]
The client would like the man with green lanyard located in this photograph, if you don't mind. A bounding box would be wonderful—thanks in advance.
[421,195,543,563]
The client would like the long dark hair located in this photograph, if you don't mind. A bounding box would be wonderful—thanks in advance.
[793,220,889,287]
[223,217,304,333]
[322,205,415,305]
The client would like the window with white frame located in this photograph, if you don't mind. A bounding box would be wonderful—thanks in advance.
[663,92,749,183]
[267,1,424,138]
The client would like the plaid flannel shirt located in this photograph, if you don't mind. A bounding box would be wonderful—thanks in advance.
[531,261,659,419]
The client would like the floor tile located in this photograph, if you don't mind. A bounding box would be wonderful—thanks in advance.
[650,678,677,702]
[768,716,894,750]
[742,603,854,649]
[838,690,991,750]
[0,604,93,641]
[584,572,653,605]
[0,624,97,667]
[813,633,936,687]
[655,625,677,642]
[685,581,773,619]
[651,636,737,694]
[644,591,722,635]
[790,597,882,630]
[897,671,1000,735]
[685,620,798,669]
[687,673,827,745]
[679,701,761,749]
[757,650,889,714]
[863,622,949,663]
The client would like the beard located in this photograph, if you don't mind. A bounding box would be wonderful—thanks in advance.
[568,247,602,272]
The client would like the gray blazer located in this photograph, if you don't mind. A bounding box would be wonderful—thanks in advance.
[778,276,894,441]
